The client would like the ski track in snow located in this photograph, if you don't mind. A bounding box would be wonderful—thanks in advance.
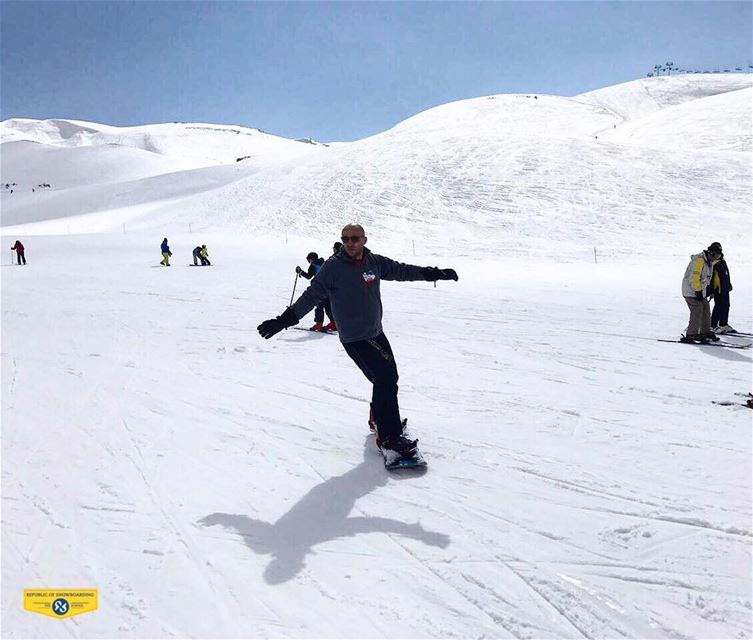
[1,235,751,638]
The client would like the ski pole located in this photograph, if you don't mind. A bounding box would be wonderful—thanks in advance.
[289,271,299,307]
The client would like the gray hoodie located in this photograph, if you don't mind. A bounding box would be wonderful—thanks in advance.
[291,247,426,343]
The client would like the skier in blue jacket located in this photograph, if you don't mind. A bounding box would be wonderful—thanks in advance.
[258,224,458,462]
[160,238,172,266]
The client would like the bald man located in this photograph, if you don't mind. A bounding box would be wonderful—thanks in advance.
[258,224,458,466]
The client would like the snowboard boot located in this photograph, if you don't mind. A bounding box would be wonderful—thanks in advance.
[701,331,720,342]
[369,405,409,449]
[324,321,337,331]
[379,435,419,460]
[309,322,324,331]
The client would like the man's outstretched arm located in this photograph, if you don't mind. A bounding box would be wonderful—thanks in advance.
[257,277,330,339]
[375,255,458,282]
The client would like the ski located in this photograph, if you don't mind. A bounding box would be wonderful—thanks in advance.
[712,400,750,408]
[715,341,751,349]
[657,339,752,350]
[291,327,337,336]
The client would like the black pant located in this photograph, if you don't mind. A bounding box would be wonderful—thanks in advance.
[343,333,402,441]
[200,256,211,266]
[711,293,730,327]
[16,252,25,265]
[314,298,333,324]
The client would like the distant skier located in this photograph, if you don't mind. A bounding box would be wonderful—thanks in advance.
[258,224,459,466]
[192,244,211,266]
[681,243,722,343]
[160,238,172,266]
[295,251,335,331]
[710,245,734,333]
[10,240,25,265]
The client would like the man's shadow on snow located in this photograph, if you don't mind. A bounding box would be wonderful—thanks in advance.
[198,436,450,585]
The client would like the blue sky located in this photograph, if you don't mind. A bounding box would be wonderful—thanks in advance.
[1,1,751,141]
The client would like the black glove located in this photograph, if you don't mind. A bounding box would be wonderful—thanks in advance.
[694,290,703,301]
[422,267,459,282]
[295,266,303,275]
[257,307,299,339]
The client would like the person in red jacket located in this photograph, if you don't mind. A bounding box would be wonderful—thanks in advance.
[11,240,25,265]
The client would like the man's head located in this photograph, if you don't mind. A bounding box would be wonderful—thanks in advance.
[306,251,318,264]
[341,224,367,259]
[332,241,343,255]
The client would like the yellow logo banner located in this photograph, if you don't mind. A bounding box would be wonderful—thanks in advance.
[24,589,98,619]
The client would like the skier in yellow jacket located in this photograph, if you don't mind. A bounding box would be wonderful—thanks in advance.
[680,243,722,343]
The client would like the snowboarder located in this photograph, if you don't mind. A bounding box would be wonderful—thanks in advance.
[10,240,25,265]
[710,245,734,333]
[296,251,335,331]
[257,224,459,465]
[681,243,721,343]
[192,245,211,266]
[160,238,172,266]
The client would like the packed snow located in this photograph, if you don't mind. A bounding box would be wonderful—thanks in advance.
[1,74,751,638]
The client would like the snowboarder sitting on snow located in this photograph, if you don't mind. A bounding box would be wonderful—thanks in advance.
[257,224,459,461]
[710,247,734,334]
[681,242,722,343]
[160,238,172,266]
[11,240,25,265]
[192,245,211,266]
[295,251,336,331]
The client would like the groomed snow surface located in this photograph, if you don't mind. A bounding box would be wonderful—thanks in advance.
[1,74,752,637]
[2,234,751,638]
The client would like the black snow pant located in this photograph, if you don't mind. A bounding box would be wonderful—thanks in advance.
[314,298,333,324]
[16,251,25,265]
[342,333,402,442]
[711,293,730,328]
[200,256,211,266]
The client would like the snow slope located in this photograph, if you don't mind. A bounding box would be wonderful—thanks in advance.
[1,75,750,261]
[1,233,751,638]
[0,119,326,189]
[0,141,194,190]
[575,73,753,122]
[598,87,753,152]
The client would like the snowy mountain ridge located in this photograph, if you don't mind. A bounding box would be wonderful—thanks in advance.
[1,73,751,261]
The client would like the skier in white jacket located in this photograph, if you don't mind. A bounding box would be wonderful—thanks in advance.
[681,242,722,343]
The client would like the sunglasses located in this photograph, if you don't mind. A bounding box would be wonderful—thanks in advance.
[341,235,363,243]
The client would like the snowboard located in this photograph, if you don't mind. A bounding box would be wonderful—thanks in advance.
[381,447,427,470]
